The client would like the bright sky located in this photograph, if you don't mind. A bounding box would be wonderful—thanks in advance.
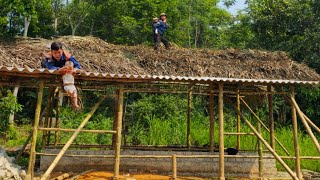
[218,0,247,15]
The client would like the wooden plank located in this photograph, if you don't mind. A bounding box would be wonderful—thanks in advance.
[26,81,44,180]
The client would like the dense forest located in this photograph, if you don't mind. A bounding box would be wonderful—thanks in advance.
[0,0,319,173]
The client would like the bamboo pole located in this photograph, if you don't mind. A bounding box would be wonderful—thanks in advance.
[41,96,105,180]
[288,95,320,153]
[26,81,44,180]
[42,87,55,149]
[54,88,62,145]
[268,85,275,149]
[209,83,215,153]
[303,113,320,134]
[114,86,124,179]
[232,103,299,180]
[38,128,116,134]
[236,87,241,150]
[16,130,32,162]
[290,86,302,180]
[112,91,119,149]
[218,82,225,180]
[187,87,192,148]
[172,154,177,180]
[224,132,255,135]
[257,122,263,178]
[240,98,291,156]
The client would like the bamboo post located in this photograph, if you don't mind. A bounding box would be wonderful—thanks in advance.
[16,130,32,162]
[240,98,291,156]
[114,86,124,179]
[187,87,192,148]
[303,113,320,134]
[218,82,225,180]
[236,87,241,150]
[42,87,54,149]
[288,95,320,153]
[172,154,177,180]
[232,103,299,180]
[55,88,62,145]
[268,85,275,149]
[290,86,302,180]
[26,81,44,180]
[112,91,119,149]
[41,96,105,180]
[9,86,19,125]
[257,122,263,179]
[209,83,215,153]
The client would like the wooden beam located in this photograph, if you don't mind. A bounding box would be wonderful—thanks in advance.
[112,91,119,149]
[114,86,124,179]
[240,98,291,156]
[232,102,298,180]
[218,82,225,180]
[303,113,320,134]
[236,87,241,150]
[268,85,275,149]
[41,96,105,180]
[290,86,302,180]
[187,87,192,148]
[26,81,44,180]
[209,83,215,153]
[288,95,320,153]
[38,128,116,134]
[257,122,263,178]
[54,88,62,146]
[42,87,55,150]
[172,154,177,180]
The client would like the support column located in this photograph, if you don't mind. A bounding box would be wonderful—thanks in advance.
[55,88,62,145]
[209,83,215,153]
[236,87,241,150]
[42,87,54,149]
[187,87,192,148]
[218,82,225,180]
[114,86,124,179]
[112,91,119,149]
[268,85,275,149]
[26,81,44,180]
[257,122,263,179]
[290,86,302,180]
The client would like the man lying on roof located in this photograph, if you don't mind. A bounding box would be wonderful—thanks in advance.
[44,42,81,70]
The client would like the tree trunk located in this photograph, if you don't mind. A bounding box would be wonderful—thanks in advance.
[9,86,19,125]
[23,16,32,37]
[54,17,58,34]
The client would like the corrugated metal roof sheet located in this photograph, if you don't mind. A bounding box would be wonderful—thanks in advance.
[0,66,319,85]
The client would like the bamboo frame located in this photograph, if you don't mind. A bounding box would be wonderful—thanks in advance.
[236,87,241,150]
[209,83,215,153]
[41,96,105,180]
[224,132,255,135]
[268,85,275,149]
[38,128,116,134]
[231,103,299,180]
[218,82,225,180]
[290,86,302,180]
[187,86,192,148]
[303,113,320,134]
[42,87,55,150]
[114,86,124,179]
[288,95,320,153]
[54,88,62,145]
[240,98,291,156]
[257,122,263,178]
[26,81,44,180]
[172,154,177,180]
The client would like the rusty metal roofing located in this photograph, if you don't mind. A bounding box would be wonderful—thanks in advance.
[0,66,319,85]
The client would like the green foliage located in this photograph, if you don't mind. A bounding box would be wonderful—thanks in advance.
[0,90,23,135]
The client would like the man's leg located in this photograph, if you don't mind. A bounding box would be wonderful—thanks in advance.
[160,36,170,49]
[154,34,161,51]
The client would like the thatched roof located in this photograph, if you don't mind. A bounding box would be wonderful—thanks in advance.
[0,36,319,81]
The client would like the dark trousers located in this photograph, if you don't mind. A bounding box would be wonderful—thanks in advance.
[154,34,169,50]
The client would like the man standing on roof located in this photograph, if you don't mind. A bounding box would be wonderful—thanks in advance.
[153,13,170,51]
[44,42,81,70]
